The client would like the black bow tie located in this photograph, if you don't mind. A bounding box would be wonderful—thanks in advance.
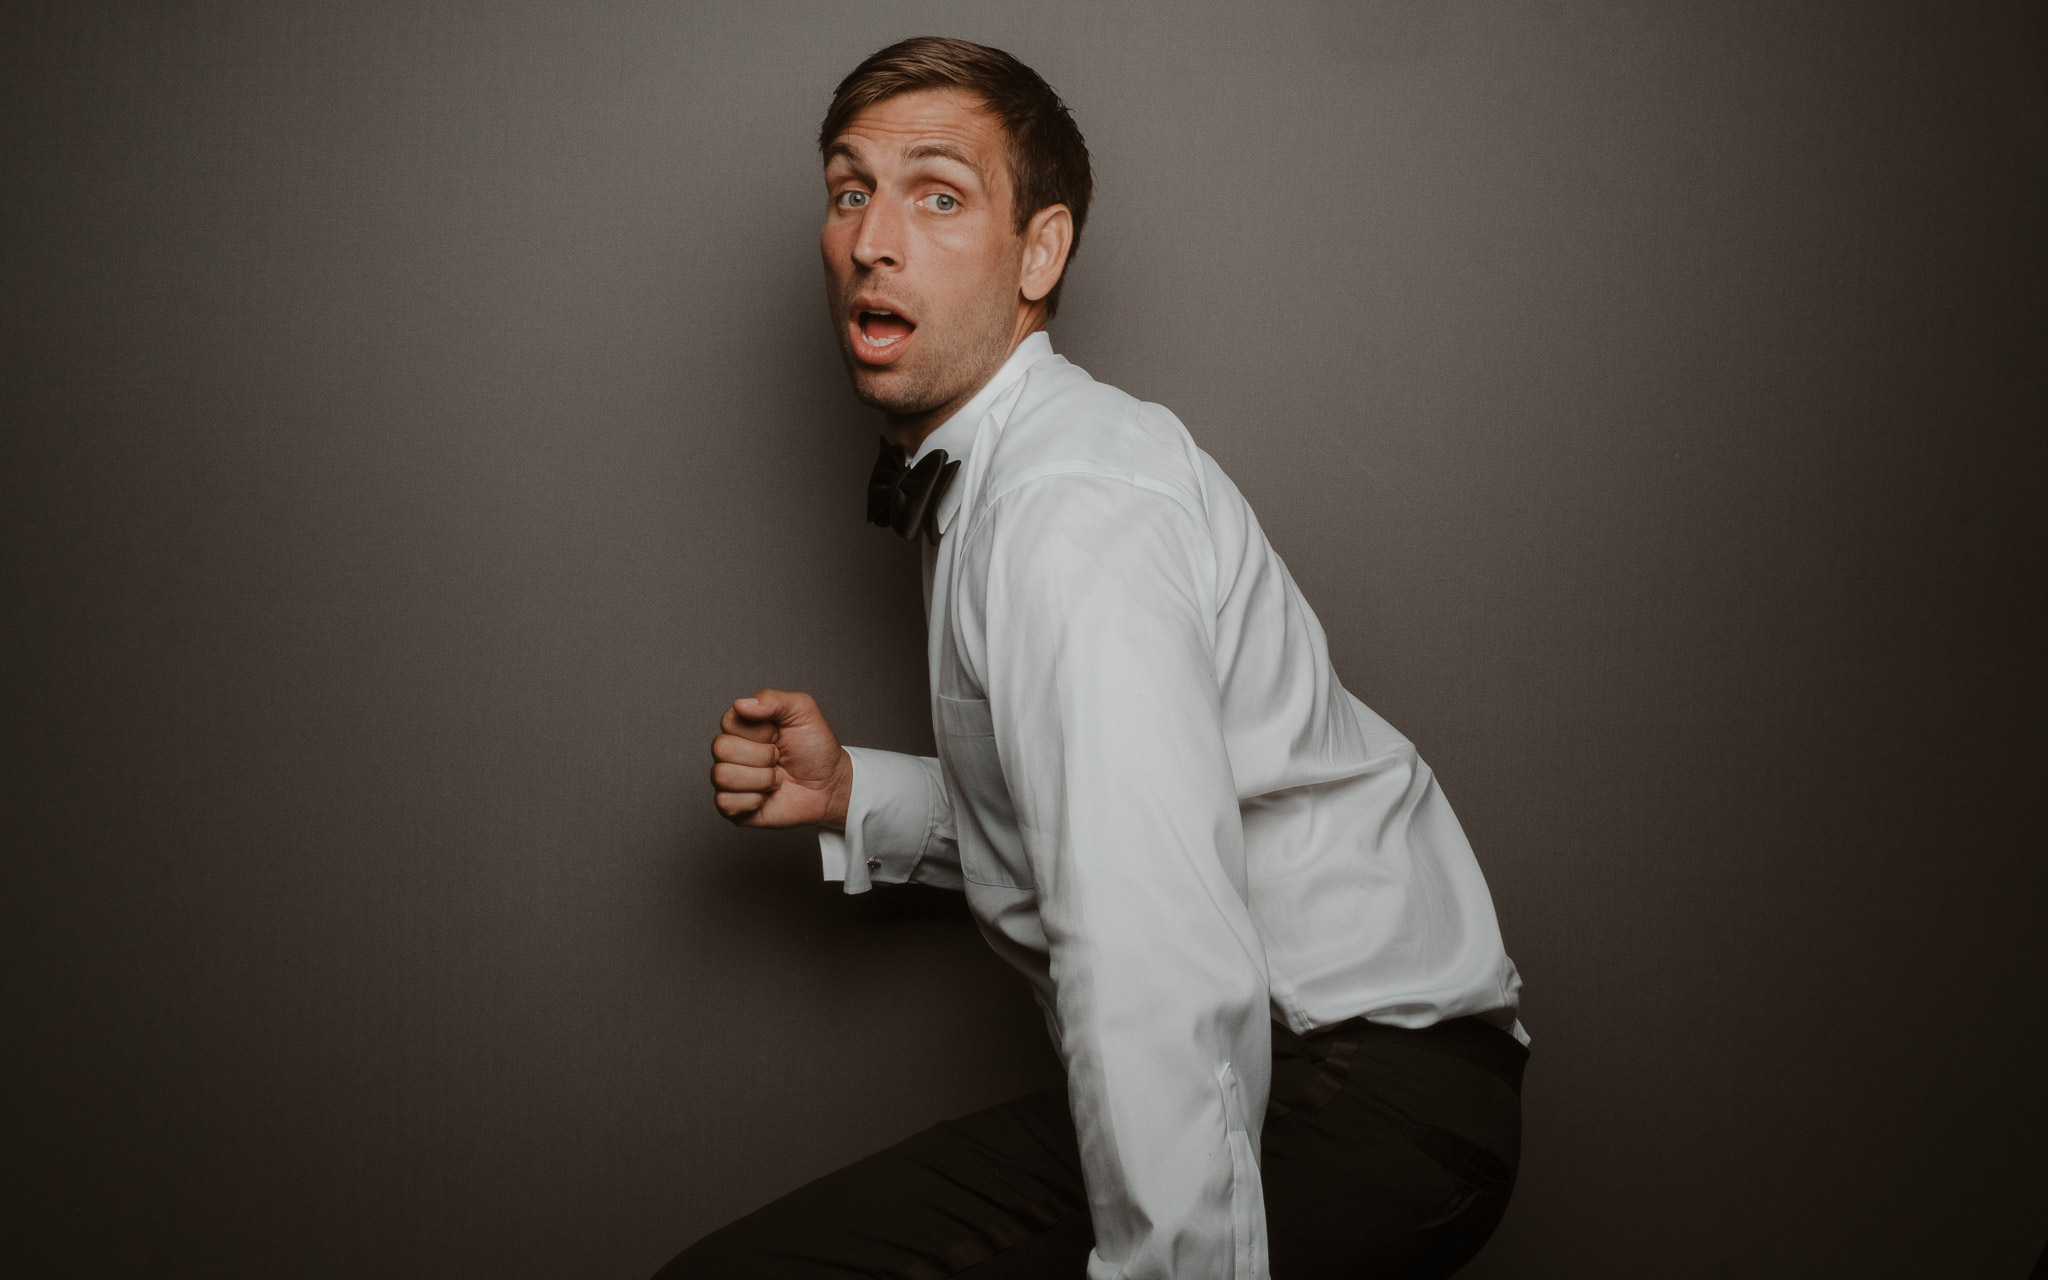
[867,436,960,542]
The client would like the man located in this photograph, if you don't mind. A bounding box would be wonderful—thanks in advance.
[667,37,1526,1280]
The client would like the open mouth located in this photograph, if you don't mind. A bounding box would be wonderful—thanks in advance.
[856,308,915,352]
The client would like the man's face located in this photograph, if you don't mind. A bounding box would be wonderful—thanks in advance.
[821,89,1024,424]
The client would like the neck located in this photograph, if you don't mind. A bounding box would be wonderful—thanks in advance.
[883,305,1047,452]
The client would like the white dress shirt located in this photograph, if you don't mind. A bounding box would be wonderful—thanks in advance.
[819,331,1524,1280]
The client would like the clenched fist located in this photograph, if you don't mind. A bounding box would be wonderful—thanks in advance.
[709,689,853,830]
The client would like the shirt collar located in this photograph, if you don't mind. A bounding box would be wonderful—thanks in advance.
[910,329,1055,536]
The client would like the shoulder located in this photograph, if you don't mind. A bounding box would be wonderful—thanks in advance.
[975,356,1209,522]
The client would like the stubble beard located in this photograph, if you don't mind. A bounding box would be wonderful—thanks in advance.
[832,275,1017,422]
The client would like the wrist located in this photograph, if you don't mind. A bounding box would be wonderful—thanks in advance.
[820,748,853,832]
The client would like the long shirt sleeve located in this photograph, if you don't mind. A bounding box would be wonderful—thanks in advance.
[955,474,1274,1279]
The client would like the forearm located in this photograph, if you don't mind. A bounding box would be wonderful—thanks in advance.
[1025,746,1272,1276]
[1056,911,1272,1279]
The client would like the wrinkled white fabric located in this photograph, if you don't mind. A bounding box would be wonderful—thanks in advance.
[819,331,1523,1279]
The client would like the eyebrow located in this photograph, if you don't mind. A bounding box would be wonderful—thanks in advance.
[822,139,987,187]
[905,142,987,185]
[823,141,869,172]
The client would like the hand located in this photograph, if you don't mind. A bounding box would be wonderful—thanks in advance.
[710,689,853,830]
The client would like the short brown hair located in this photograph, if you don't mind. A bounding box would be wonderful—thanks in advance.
[819,37,1094,318]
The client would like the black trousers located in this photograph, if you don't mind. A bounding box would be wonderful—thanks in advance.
[657,1016,1526,1279]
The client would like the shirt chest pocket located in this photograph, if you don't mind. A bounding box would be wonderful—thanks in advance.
[935,694,1035,891]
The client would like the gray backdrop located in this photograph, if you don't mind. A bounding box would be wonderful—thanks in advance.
[5,2,2043,1276]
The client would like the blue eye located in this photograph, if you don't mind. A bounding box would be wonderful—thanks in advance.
[925,193,959,212]
[838,190,869,209]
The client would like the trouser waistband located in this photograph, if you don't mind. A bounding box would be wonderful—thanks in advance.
[1272,1014,1529,1093]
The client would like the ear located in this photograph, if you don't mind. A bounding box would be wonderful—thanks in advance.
[1017,204,1074,304]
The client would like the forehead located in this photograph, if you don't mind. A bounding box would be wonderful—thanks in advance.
[828,88,1009,179]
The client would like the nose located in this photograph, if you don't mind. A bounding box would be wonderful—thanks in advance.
[851,195,902,272]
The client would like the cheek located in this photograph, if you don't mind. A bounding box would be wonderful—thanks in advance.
[929,223,1016,292]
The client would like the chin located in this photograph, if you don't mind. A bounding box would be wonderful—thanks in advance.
[846,356,940,417]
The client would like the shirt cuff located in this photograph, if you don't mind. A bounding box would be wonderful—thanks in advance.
[816,746,941,895]
[817,828,851,882]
